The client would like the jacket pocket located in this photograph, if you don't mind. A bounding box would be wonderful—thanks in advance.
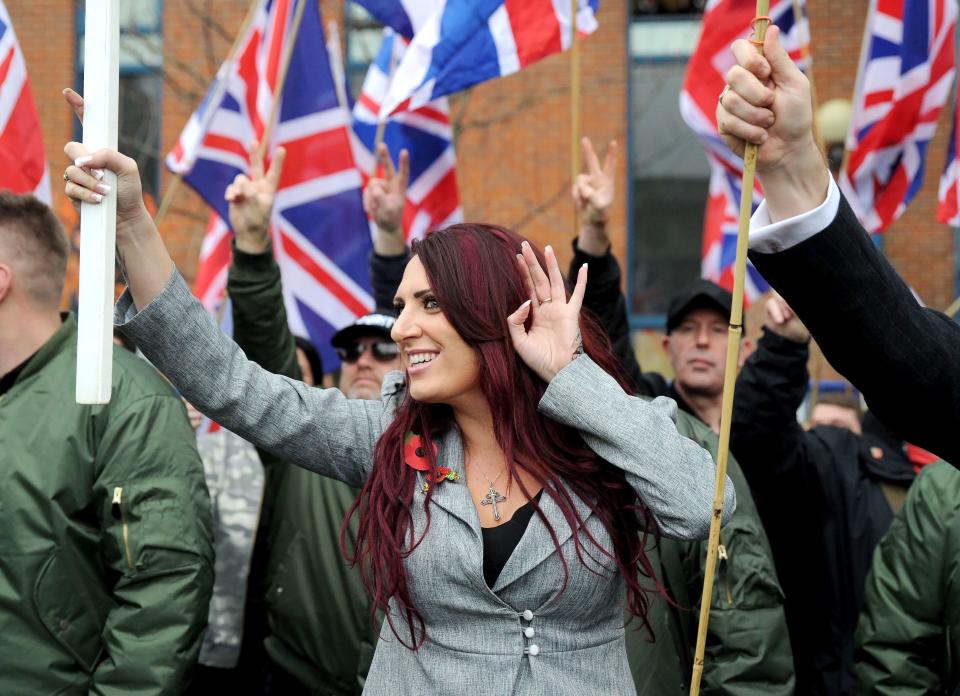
[33,546,112,673]
[103,478,206,571]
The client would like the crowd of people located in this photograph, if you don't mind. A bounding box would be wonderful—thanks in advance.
[1,26,957,695]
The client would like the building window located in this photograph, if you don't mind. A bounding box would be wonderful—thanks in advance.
[628,18,707,320]
[344,4,384,100]
[76,0,163,201]
[632,0,707,17]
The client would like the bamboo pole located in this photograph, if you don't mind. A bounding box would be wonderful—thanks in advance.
[688,3,770,694]
[154,0,262,226]
[255,0,309,163]
[946,295,960,318]
[570,0,581,237]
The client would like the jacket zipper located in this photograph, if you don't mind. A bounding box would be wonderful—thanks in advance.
[112,487,134,570]
[717,543,733,606]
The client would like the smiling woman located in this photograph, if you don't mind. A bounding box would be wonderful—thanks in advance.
[63,140,735,696]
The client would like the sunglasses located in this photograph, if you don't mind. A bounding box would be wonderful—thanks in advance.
[336,340,400,364]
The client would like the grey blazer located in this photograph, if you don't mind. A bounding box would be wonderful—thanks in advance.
[115,271,735,696]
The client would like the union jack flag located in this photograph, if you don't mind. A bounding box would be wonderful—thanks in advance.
[680,0,811,301]
[167,0,373,370]
[352,28,462,241]
[380,0,600,116]
[841,0,957,233]
[937,104,960,226]
[352,0,436,38]
[0,1,49,203]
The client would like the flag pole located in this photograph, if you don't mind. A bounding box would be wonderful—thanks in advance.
[155,0,262,225]
[255,0,309,162]
[688,3,770,694]
[946,295,960,318]
[570,0,581,238]
[76,0,120,405]
[373,32,399,154]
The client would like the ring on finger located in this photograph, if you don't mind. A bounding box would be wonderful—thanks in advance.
[719,85,731,109]
[540,297,552,303]
[62,169,70,181]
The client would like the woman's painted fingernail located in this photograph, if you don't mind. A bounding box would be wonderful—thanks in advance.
[75,156,93,167]
[521,240,529,249]
[92,168,105,180]
[91,193,103,203]
[96,183,111,194]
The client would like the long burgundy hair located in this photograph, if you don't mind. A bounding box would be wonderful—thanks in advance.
[342,223,663,648]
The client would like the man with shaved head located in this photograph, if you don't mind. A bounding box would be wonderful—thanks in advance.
[0,192,214,693]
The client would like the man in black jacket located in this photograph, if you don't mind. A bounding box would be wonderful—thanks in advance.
[715,25,959,465]
[732,296,915,696]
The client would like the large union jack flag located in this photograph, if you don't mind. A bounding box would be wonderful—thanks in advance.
[380,0,600,117]
[352,28,462,241]
[0,1,49,203]
[841,0,957,233]
[680,0,811,301]
[167,0,373,370]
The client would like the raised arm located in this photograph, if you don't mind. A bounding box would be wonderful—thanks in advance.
[64,143,385,488]
[715,27,960,465]
[224,144,301,380]
[509,244,733,540]
[731,295,813,486]
[365,143,412,309]
[567,138,644,389]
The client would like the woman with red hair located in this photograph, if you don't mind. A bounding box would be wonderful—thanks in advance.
[63,143,733,696]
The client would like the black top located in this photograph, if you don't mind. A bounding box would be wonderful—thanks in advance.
[482,491,542,588]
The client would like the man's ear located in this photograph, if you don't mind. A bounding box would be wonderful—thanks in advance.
[737,338,755,367]
[661,334,670,354]
[0,263,12,304]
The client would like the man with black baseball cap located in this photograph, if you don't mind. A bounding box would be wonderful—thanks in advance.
[330,310,401,400]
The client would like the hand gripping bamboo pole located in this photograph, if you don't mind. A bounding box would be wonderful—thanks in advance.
[570,0,581,238]
[688,3,770,694]
[76,0,120,404]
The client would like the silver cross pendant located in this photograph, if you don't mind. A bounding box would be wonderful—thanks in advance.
[480,486,507,521]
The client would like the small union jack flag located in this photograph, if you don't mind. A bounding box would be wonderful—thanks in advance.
[841,0,957,233]
[351,28,462,241]
[166,0,373,370]
[0,1,49,202]
[680,0,811,302]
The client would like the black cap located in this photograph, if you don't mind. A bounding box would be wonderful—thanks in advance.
[330,311,396,348]
[666,279,735,334]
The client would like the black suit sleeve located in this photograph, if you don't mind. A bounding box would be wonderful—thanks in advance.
[748,194,960,466]
[369,249,411,311]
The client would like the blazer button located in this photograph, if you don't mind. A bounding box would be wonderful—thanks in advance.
[523,627,535,638]
[528,644,540,656]
[521,609,534,621]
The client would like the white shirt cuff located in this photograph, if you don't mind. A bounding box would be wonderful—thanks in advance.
[748,174,840,253]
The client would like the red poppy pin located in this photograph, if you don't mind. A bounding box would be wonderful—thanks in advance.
[404,431,459,493]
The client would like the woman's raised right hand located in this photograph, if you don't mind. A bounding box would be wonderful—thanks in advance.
[61,90,149,236]
[63,142,150,236]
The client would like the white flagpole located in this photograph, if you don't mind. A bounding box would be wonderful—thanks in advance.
[76,0,120,404]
